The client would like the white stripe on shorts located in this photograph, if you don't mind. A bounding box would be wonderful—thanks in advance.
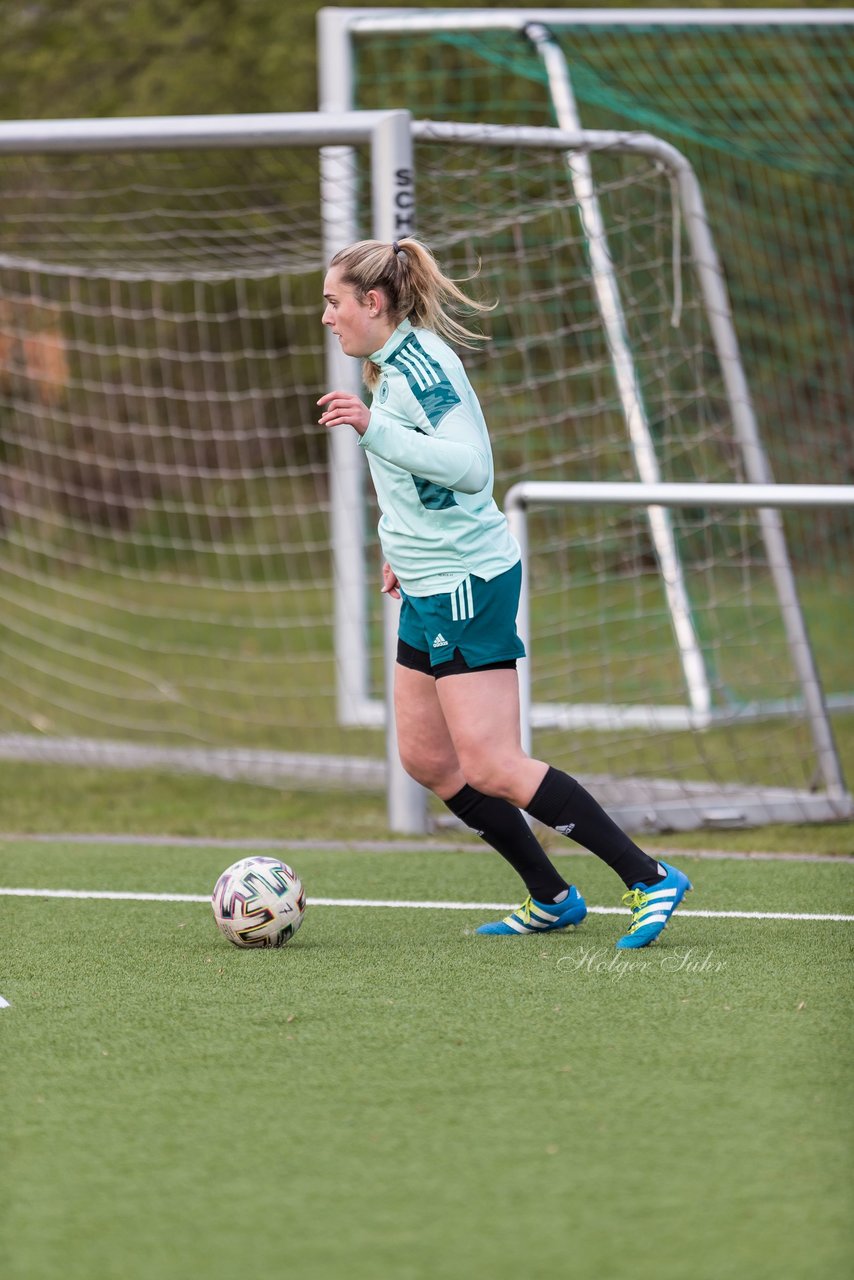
[451,577,474,622]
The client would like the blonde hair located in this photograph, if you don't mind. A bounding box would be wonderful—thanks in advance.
[328,238,494,389]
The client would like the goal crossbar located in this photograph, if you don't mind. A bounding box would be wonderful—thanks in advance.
[0,111,413,154]
[325,9,853,34]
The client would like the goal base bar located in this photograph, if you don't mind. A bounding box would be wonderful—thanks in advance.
[0,735,384,789]
[529,695,854,733]
[334,693,854,733]
[574,774,853,832]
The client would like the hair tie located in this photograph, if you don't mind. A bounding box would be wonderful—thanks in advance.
[392,241,402,256]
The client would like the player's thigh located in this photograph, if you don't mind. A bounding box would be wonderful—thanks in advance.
[435,666,523,763]
[434,667,546,803]
[394,661,462,795]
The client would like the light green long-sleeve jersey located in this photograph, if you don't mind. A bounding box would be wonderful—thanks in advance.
[358,320,520,596]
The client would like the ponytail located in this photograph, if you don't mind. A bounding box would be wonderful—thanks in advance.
[328,238,495,389]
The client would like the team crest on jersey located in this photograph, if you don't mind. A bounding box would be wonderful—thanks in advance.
[377,378,389,403]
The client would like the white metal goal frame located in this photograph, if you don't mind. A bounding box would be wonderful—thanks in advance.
[0,107,414,807]
[506,480,853,828]
[314,107,848,829]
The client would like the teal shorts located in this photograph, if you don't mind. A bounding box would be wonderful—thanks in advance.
[397,562,526,676]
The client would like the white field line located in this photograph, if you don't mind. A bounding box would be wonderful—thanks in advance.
[0,886,852,922]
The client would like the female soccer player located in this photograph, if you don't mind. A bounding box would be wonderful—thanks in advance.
[318,238,691,948]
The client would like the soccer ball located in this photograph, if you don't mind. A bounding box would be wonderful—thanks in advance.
[211,856,306,948]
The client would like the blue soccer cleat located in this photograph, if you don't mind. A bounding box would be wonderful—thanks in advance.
[476,885,587,935]
[615,862,692,949]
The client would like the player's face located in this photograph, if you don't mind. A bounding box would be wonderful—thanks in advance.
[322,267,389,357]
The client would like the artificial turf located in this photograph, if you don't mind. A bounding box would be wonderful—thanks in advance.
[2,841,852,1280]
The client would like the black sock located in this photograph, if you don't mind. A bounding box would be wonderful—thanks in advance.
[445,784,569,903]
[525,766,663,889]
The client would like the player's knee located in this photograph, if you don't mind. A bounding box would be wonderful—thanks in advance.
[398,744,456,793]
[461,754,520,802]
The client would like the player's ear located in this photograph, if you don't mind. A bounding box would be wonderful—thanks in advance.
[365,288,385,317]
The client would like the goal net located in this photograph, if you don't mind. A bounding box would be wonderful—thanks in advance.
[0,106,850,826]
[0,121,393,789]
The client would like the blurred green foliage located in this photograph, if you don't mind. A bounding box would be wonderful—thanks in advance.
[2,0,316,120]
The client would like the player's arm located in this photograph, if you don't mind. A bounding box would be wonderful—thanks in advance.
[318,374,488,493]
[360,402,488,493]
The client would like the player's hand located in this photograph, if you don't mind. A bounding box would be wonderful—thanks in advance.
[380,562,400,600]
[317,391,371,435]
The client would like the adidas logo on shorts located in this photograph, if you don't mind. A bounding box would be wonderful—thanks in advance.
[432,633,449,648]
